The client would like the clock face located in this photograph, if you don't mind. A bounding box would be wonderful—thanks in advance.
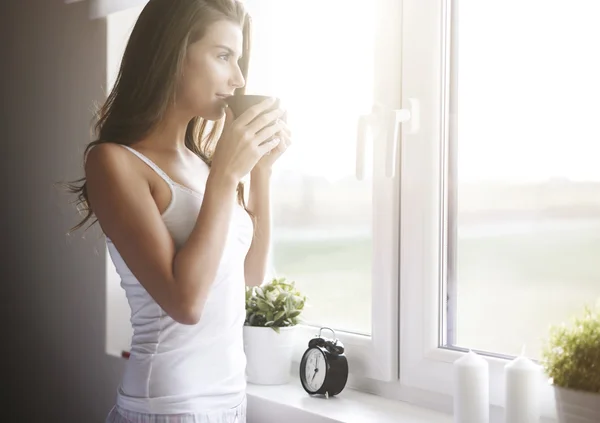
[302,348,327,392]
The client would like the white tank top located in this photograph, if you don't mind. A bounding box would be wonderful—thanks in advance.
[105,144,253,414]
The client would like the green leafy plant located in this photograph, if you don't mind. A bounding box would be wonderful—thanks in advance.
[540,303,600,393]
[245,277,307,333]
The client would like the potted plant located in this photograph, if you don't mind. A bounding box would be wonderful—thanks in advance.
[540,303,600,423]
[243,277,307,385]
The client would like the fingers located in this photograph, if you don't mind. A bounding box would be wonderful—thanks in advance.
[264,132,292,156]
[235,97,278,127]
[278,132,292,150]
[246,107,286,135]
[276,120,291,137]
[253,120,285,146]
[252,116,290,145]
[258,137,281,156]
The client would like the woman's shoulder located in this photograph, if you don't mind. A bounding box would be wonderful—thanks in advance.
[85,141,127,164]
[84,142,142,186]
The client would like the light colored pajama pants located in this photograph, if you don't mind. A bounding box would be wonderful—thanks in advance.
[105,397,247,423]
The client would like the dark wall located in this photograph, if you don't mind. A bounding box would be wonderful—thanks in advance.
[2,1,124,421]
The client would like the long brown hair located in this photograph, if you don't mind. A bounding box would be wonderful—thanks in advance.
[63,0,252,234]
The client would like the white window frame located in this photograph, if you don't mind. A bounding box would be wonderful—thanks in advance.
[243,0,404,383]
[395,0,558,419]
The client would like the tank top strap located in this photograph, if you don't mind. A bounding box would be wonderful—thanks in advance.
[119,144,175,188]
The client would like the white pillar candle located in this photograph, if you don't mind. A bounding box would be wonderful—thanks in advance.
[504,351,541,423]
[454,350,489,423]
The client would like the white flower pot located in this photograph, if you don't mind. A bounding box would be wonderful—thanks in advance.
[243,325,297,385]
[554,385,600,423]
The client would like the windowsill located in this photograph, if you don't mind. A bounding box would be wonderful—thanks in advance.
[115,349,449,422]
[246,376,453,423]
[115,350,557,423]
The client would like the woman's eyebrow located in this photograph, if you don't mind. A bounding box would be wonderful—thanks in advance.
[213,45,241,57]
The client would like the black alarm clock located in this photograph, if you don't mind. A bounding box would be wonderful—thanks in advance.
[299,327,349,397]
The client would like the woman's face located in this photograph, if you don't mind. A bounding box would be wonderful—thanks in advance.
[178,19,246,120]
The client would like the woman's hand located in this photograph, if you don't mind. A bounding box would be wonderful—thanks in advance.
[252,119,292,174]
[210,97,286,183]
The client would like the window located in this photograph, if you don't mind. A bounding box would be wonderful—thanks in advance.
[245,0,402,382]
[448,0,600,360]
[399,0,600,417]
[247,0,376,336]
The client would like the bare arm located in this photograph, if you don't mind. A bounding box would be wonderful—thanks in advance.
[172,172,238,319]
[244,168,273,287]
[243,118,292,287]
[86,144,238,325]
[85,100,285,325]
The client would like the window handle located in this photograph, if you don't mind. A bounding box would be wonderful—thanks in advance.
[385,108,410,178]
[356,99,418,180]
[356,103,384,181]
[385,98,419,178]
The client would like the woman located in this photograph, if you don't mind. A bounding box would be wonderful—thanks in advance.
[66,0,291,422]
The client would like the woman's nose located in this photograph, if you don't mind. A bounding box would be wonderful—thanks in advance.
[231,65,246,89]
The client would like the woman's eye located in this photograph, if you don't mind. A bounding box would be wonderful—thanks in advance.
[219,54,230,61]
